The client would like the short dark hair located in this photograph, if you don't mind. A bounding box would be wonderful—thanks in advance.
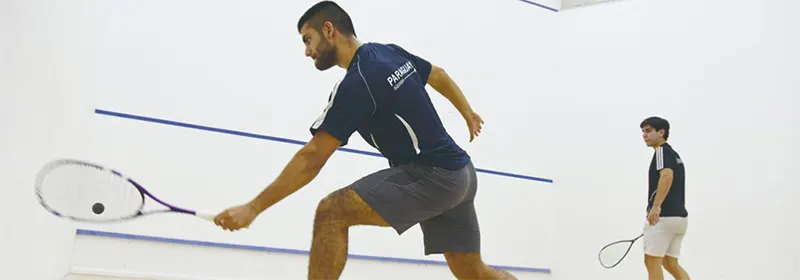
[297,1,356,37]
[640,116,670,140]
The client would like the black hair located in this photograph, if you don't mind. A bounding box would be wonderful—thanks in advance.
[297,1,357,37]
[640,116,670,140]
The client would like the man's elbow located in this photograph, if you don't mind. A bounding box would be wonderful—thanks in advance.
[427,65,448,87]
[298,145,329,172]
[659,168,674,183]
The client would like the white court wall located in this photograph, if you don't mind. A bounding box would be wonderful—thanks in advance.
[1,0,798,279]
[1,1,95,279]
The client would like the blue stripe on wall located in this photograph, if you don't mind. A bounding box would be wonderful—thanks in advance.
[93,109,554,184]
[76,229,551,274]
[518,0,559,12]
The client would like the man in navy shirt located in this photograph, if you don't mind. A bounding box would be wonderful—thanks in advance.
[214,1,516,279]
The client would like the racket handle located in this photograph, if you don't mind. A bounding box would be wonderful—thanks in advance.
[194,211,217,222]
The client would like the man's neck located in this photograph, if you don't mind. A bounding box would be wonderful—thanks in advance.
[652,140,667,148]
[335,37,362,69]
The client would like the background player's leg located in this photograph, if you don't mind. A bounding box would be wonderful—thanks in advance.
[643,219,673,280]
[663,218,690,280]
[644,255,665,280]
[663,256,691,280]
[307,186,390,280]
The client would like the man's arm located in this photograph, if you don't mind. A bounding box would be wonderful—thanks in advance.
[427,65,475,119]
[651,146,677,207]
[652,168,674,207]
[248,130,342,213]
[385,44,475,118]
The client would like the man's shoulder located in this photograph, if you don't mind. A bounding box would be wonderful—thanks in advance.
[661,143,681,157]
[335,70,371,97]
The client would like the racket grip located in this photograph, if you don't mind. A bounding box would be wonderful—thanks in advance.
[194,211,217,222]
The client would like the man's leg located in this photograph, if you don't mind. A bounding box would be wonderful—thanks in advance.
[444,253,517,280]
[662,218,690,280]
[644,255,664,280]
[643,219,672,280]
[307,186,390,280]
[663,256,691,280]
[420,162,516,280]
[308,164,468,280]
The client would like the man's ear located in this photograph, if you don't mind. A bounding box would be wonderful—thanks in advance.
[322,21,334,40]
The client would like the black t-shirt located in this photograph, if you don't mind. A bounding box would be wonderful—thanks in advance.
[648,143,688,217]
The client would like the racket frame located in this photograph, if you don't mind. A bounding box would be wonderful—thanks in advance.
[35,159,215,223]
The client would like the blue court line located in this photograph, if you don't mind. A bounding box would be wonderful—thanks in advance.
[76,229,551,274]
[94,108,554,184]
[518,0,559,12]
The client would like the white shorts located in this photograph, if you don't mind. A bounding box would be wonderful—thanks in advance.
[643,217,688,258]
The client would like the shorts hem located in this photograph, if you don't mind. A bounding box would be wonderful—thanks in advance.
[350,184,415,235]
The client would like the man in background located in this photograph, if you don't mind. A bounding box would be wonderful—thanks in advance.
[214,1,517,279]
[640,116,691,280]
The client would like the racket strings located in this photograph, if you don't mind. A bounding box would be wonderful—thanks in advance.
[598,240,636,268]
[37,162,145,221]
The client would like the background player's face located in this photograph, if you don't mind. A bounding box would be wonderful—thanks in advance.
[300,23,338,71]
[641,125,664,147]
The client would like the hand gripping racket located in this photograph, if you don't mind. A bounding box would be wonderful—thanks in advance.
[35,159,217,223]
[597,191,658,268]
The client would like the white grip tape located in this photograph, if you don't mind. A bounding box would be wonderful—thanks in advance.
[194,211,216,222]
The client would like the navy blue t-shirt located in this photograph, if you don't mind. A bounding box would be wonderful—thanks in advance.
[309,42,470,170]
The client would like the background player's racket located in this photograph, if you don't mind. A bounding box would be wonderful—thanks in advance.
[35,159,217,223]
[598,191,658,268]
[598,233,643,268]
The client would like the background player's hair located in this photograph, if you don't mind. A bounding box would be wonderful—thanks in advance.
[297,1,357,37]
[640,116,670,140]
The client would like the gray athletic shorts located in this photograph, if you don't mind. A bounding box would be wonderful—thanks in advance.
[350,160,480,255]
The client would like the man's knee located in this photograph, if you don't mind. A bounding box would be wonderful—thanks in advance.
[644,254,663,268]
[314,186,389,227]
[314,188,349,225]
[662,256,680,271]
[444,252,484,279]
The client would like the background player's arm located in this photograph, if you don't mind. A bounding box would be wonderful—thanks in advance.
[649,147,677,224]
[652,168,674,208]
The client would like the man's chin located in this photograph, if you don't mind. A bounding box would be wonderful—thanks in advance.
[314,62,334,71]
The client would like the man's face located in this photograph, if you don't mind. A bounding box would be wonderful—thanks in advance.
[301,23,337,71]
[641,125,663,147]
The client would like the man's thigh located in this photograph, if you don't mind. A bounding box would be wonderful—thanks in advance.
[643,217,687,257]
[664,217,688,258]
[349,162,475,235]
[643,220,673,257]
[419,199,480,255]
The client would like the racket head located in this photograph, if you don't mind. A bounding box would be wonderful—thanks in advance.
[35,159,153,222]
[598,234,643,269]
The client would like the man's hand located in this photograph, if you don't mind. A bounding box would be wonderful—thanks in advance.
[466,111,484,142]
[214,202,259,231]
[647,205,661,225]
